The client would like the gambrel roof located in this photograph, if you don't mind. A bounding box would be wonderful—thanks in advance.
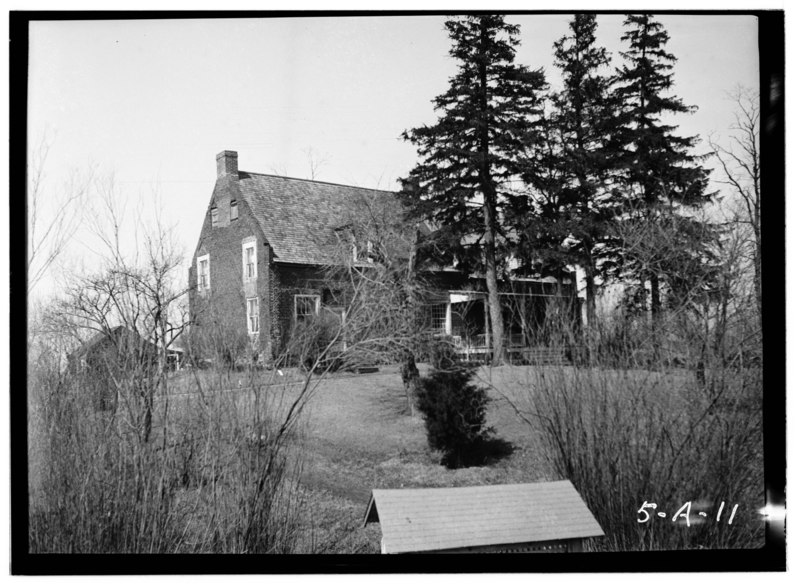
[236,171,401,265]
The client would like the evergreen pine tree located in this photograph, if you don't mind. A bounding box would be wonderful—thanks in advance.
[613,14,714,315]
[402,15,547,365]
[520,14,619,328]
[414,343,492,468]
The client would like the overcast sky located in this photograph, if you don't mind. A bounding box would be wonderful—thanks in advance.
[27,14,760,299]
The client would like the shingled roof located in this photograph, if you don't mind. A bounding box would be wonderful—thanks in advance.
[363,480,604,554]
[236,171,401,265]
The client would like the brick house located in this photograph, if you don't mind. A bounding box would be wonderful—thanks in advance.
[188,151,580,363]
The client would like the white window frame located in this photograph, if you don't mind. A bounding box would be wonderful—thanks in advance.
[428,302,451,335]
[294,294,320,325]
[242,240,257,282]
[197,254,210,292]
[246,297,259,335]
[352,239,375,263]
[230,200,239,221]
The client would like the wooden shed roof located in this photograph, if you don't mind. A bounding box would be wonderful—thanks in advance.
[363,481,604,554]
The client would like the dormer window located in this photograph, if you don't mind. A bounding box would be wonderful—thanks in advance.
[353,239,375,264]
[211,207,219,227]
[230,200,239,221]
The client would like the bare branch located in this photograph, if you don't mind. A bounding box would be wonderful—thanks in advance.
[27,135,94,293]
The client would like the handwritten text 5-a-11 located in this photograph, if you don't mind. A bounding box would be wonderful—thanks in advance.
[637,501,739,527]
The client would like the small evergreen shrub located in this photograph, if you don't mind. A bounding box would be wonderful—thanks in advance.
[415,344,493,468]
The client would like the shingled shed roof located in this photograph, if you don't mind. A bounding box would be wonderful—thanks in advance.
[363,481,604,554]
[236,171,401,265]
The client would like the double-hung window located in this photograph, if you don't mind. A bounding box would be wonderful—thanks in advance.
[247,297,259,335]
[242,241,257,281]
[211,207,219,227]
[197,254,210,292]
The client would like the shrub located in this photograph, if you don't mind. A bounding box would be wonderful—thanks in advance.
[290,313,343,374]
[28,339,313,553]
[516,319,764,551]
[415,345,493,468]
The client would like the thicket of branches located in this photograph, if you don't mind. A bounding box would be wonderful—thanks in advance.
[27,186,332,553]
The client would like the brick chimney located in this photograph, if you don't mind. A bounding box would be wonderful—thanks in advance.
[216,150,238,179]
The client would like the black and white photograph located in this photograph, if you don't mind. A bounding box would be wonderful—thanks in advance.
[11,6,785,574]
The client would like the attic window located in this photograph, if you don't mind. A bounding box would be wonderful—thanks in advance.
[211,207,219,227]
[230,200,239,221]
[242,241,257,281]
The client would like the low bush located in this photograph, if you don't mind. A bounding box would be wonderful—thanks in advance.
[415,344,494,468]
[515,324,763,551]
[28,345,314,553]
[290,313,344,374]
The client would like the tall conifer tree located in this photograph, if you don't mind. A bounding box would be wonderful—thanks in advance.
[402,15,547,364]
[613,14,714,314]
[521,14,618,327]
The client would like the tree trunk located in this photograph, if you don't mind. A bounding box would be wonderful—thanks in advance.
[583,261,597,365]
[584,260,597,329]
[754,227,762,324]
[484,242,506,366]
[477,21,505,366]
[649,273,661,317]
[400,350,419,417]
[143,388,153,443]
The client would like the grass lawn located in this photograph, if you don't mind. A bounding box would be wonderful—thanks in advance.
[291,364,563,553]
[284,361,761,553]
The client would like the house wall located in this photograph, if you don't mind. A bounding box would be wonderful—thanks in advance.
[573,265,627,324]
[188,175,272,359]
[272,263,333,354]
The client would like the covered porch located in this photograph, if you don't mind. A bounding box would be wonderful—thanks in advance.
[427,287,578,364]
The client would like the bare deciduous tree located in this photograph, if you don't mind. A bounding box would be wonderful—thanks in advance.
[29,180,332,552]
[709,86,761,317]
[302,146,330,181]
[27,134,94,294]
[316,192,434,414]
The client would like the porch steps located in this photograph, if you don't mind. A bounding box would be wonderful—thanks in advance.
[455,346,571,366]
[510,347,570,366]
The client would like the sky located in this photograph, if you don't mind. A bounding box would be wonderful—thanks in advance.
[26,13,760,301]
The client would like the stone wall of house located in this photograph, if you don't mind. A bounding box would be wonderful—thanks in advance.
[188,175,272,360]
